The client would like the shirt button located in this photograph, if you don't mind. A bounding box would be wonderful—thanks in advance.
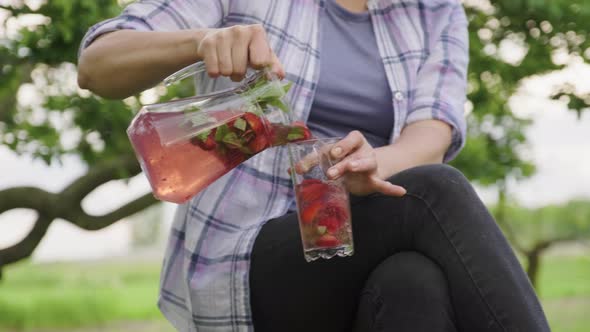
[394,91,405,101]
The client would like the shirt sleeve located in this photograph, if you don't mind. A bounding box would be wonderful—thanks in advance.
[405,3,469,162]
[79,0,226,53]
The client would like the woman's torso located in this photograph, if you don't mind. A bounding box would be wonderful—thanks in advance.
[307,0,394,148]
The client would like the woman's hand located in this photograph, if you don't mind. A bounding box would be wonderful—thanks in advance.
[197,24,285,81]
[326,131,406,197]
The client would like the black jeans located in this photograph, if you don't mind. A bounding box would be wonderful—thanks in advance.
[250,164,550,332]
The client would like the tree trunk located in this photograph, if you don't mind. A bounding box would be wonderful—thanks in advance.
[525,250,542,288]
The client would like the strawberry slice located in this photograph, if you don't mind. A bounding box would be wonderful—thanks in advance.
[316,234,340,247]
[292,121,312,140]
[190,135,217,151]
[261,116,272,131]
[301,179,322,185]
[243,113,266,136]
[322,202,348,221]
[300,200,322,224]
[247,133,269,153]
[297,180,329,203]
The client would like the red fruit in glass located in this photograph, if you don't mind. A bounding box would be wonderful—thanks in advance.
[300,200,323,225]
[294,178,353,260]
[316,234,341,247]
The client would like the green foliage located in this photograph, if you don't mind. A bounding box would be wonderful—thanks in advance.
[494,200,590,251]
[0,0,194,166]
[551,84,590,120]
[452,0,590,184]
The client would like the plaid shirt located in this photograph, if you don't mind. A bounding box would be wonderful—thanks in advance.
[80,0,468,331]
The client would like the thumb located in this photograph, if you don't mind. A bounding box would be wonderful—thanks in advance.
[270,51,285,79]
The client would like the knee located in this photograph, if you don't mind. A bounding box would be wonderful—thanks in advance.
[363,252,450,302]
[391,164,472,199]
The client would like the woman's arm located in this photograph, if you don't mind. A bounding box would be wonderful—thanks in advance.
[323,120,451,197]
[375,119,452,180]
[78,25,284,99]
[78,30,204,99]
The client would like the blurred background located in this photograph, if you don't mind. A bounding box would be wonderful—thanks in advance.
[0,0,589,331]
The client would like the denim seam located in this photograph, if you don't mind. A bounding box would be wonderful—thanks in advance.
[405,192,509,332]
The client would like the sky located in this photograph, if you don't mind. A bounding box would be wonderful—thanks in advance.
[475,61,590,206]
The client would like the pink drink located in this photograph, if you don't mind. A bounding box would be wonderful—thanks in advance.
[290,138,354,262]
[128,109,311,204]
[295,179,354,261]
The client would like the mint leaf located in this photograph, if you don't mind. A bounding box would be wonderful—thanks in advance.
[287,127,305,141]
[240,129,255,142]
[241,77,294,115]
[196,129,211,142]
[258,84,284,100]
[266,98,290,113]
[215,124,230,142]
[233,117,247,131]
[252,102,266,116]
[222,132,244,149]
[282,81,293,94]
[244,79,284,101]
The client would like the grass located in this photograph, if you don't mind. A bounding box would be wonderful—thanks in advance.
[0,261,165,331]
[0,255,588,331]
[537,255,590,332]
[537,255,590,299]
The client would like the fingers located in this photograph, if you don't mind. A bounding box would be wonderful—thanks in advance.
[371,178,407,197]
[230,26,249,82]
[348,157,378,173]
[249,24,272,69]
[198,36,219,78]
[294,150,319,174]
[198,24,284,80]
[216,31,233,77]
[326,156,375,179]
[331,131,366,159]
[271,51,286,79]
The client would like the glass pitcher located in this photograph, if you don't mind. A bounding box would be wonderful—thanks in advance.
[127,62,311,204]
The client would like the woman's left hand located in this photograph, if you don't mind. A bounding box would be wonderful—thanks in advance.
[326,131,406,197]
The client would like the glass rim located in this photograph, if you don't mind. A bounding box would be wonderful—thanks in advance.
[288,137,343,146]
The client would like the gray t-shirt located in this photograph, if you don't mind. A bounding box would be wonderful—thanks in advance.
[307,0,394,148]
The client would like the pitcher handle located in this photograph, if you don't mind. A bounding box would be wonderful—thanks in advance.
[164,62,207,87]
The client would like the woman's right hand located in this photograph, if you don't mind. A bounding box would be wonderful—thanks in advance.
[196,24,285,82]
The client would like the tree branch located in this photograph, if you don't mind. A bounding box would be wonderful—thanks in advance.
[59,155,141,205]
[534,235,582,252]
[497,217,527,254]
[0,214,52,267]
[0,154,149,270]
[0,187,57,215]
[61,193,158,231]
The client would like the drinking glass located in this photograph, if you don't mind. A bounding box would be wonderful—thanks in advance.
[288,138,354,262]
